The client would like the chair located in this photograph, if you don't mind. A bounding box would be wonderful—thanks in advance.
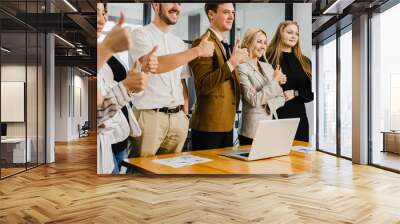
[78,121,90,138]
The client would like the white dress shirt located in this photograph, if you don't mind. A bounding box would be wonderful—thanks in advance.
[129,23,190,110]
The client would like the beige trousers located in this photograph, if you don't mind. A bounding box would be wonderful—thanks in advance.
[132,108,189,157]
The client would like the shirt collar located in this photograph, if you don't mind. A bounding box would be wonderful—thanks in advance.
[149,22,168,35]
[209,27,227,43]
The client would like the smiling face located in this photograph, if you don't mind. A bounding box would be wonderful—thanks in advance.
[281,24,299,48]
[209,3,235,32]
[156,3,181,25]
[97,3,107,36]
[250,32,268,59]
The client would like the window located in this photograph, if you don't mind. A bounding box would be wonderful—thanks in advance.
[339,28,352,158]
[318,37,337,154]
[370,3,400,171]
[0,0,46,179]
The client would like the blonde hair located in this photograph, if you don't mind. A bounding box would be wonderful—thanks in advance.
[241,28,267,61]
[266,21,311,78]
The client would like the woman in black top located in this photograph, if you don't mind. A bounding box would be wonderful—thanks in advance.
[266,21,313,142]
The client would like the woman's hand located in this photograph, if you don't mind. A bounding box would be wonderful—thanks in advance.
[273,65,287,84]
[284,90,295,101]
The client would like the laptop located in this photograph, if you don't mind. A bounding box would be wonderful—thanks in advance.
[1,123,7,140]
[220,118,300,161]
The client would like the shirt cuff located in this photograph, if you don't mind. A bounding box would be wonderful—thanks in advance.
[114,82,131,106]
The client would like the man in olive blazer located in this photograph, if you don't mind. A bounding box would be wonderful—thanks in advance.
[189,3,248,150]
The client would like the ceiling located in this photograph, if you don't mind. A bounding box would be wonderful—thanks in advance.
[0,0,96,74]
[309,0,392,44]
[1,0,395,74]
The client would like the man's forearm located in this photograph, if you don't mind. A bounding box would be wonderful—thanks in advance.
[97,43,113,71]
[156,47,200,74]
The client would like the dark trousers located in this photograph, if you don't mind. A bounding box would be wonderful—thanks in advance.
[191,129,233,151]
[238,135,253,146]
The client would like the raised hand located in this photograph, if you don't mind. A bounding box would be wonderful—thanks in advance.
[229,39,249,68]
[139,46,159,74]
[123,60,147,93]
[196,31,214,57]
[273,65,287,84]
[102,13,133,53]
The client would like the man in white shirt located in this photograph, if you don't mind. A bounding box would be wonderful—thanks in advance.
[129,3,214,157]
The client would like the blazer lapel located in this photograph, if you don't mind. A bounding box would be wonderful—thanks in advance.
[208,29,228,61]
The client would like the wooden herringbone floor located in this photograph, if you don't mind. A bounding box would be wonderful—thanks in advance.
[1,135,400,224]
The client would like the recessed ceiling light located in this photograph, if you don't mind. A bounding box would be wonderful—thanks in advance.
[54,34,75,48]
[323,0,344,14]
[78,67,92,76]
[1,47,11,53]
[63,0,78,12]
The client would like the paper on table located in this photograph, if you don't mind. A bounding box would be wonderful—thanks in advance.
[152,155,212,168]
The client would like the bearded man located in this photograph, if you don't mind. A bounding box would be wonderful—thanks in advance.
[129,3,214,156]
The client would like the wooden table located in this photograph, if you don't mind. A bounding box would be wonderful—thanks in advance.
[123,141,313,175]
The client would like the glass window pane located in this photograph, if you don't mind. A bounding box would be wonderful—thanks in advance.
[371,3,400,171]
[27,31,38,169]
[318,37,337,154]
[1,31,28,177]
[340,29,352,158]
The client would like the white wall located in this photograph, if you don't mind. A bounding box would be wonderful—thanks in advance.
[293,3,314,148]
[1,65,33,138]
[108,3,143,23]
[54,67,89,141]
[1,64,46,162]
[293,3,312,58]
[170,3,205,41]
[235,4,285,42]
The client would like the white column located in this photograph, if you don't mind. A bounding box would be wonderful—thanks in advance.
[46,33,55,163]
[352,14,369,164]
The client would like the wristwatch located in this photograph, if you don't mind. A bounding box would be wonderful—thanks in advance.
[294,90,299,97]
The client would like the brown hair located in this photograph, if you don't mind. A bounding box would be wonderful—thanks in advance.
[241,28,267,61]
[204,3,224,21]
[266,21,311,78]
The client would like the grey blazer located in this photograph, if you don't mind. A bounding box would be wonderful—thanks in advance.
[238,61,285,139]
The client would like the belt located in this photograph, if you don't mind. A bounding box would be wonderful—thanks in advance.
[153,105,183,114]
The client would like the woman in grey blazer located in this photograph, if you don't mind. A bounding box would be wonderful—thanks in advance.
[238,28,287,145]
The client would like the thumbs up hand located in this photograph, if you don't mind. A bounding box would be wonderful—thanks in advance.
[273,64,287,84]
[228,39,249,68]
[123,60,148,93]
[196,31,214,57]
[139,46,159,74]
[102,13,133,53]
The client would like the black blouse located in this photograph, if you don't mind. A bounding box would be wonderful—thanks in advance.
[276,51,313,141]
[277,51,313,117]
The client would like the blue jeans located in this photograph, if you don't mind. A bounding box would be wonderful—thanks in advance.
[112,139,130,174]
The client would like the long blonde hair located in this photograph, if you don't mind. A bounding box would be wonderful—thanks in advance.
[266,21,311,78]
[241,28,267,61]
